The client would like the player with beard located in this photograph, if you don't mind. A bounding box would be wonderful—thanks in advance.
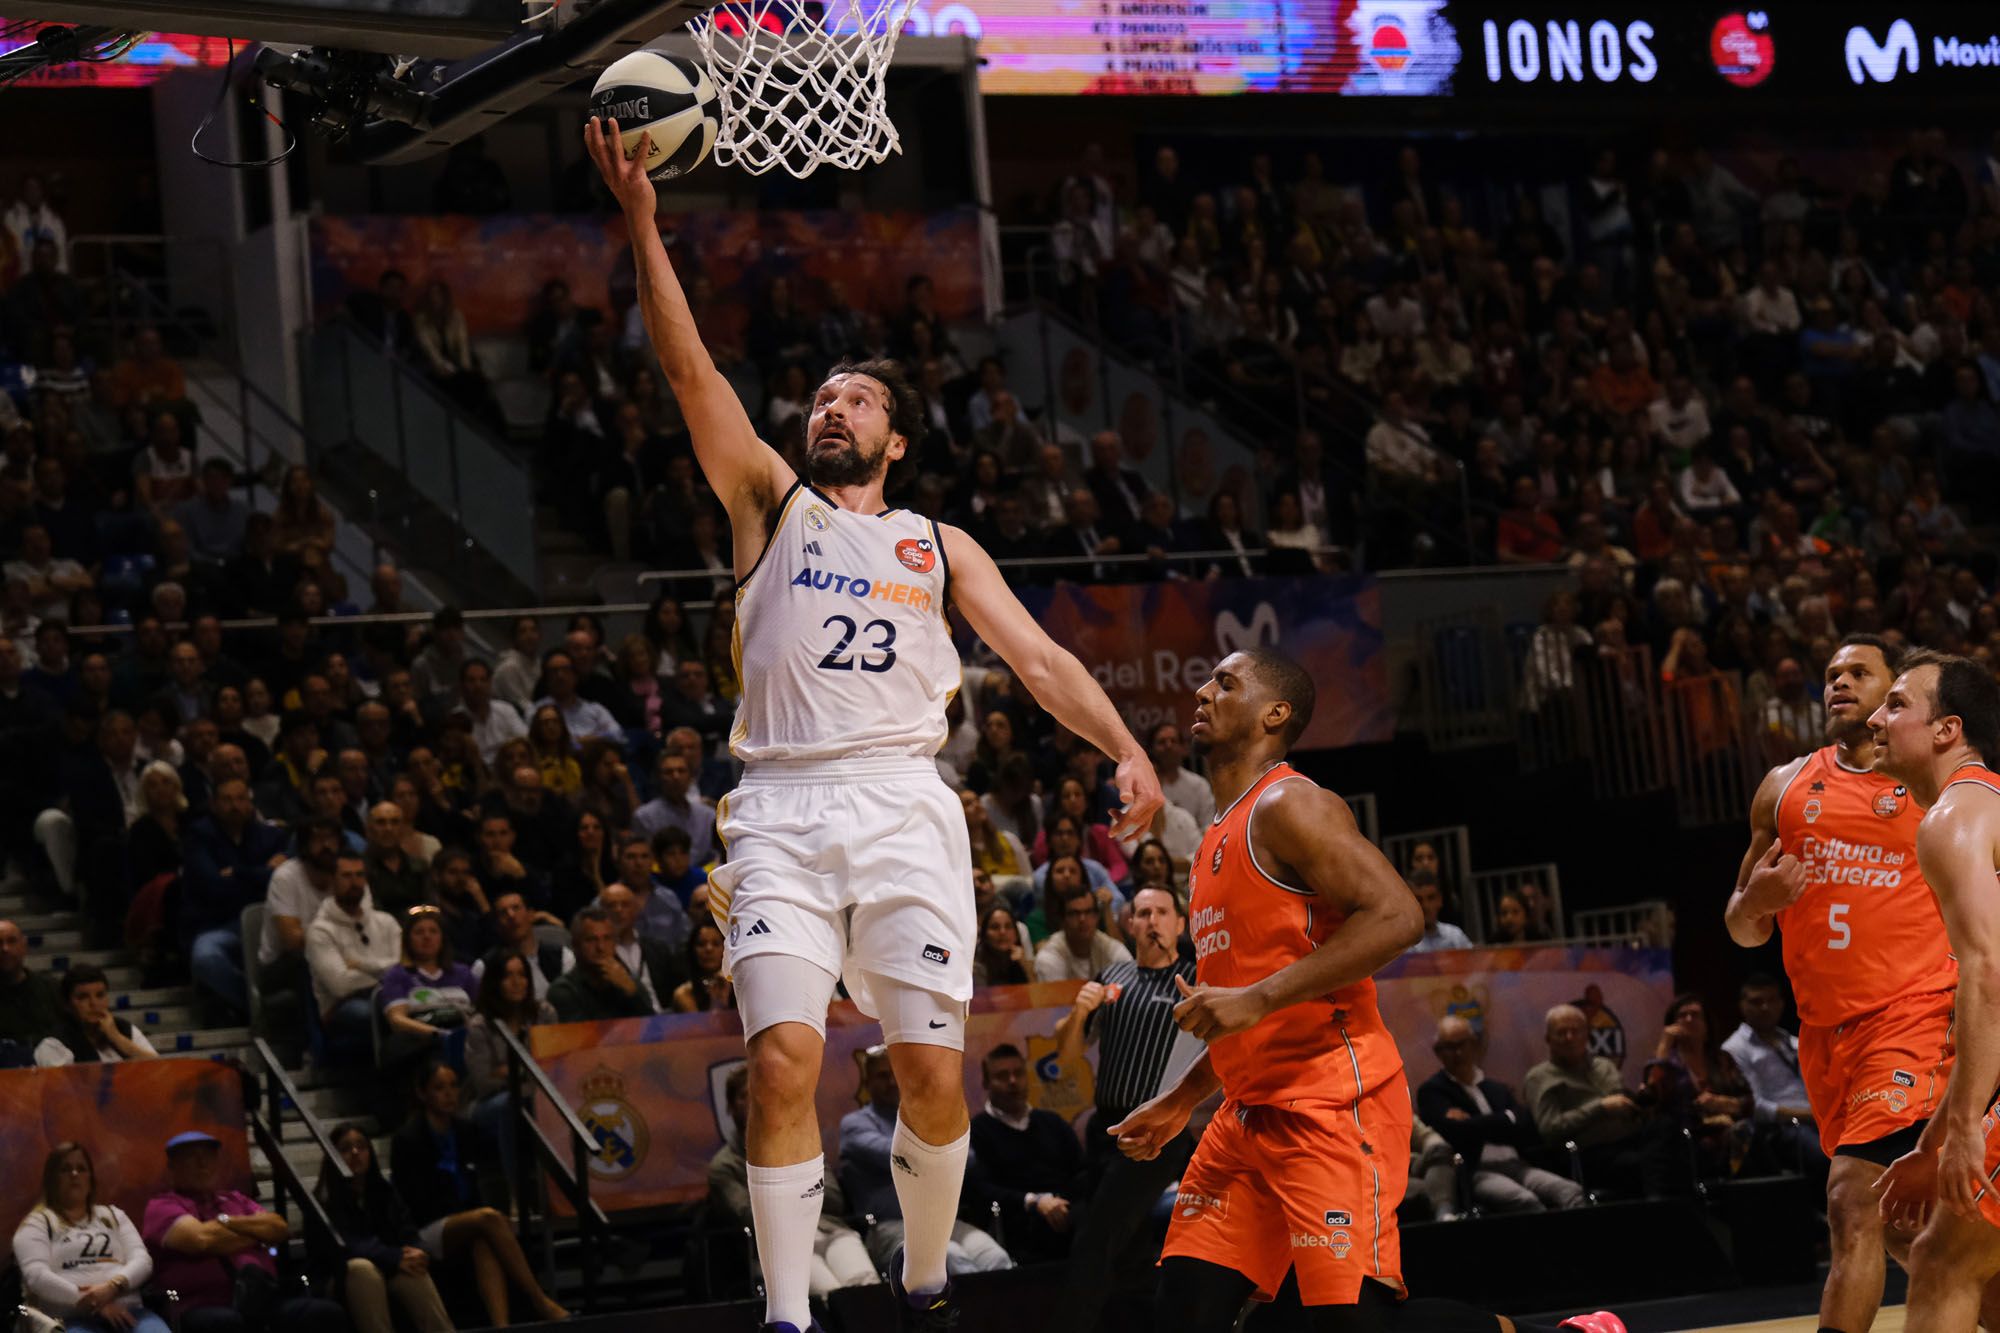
[1868,650,2000,1331]
[1110,650,1621,1333]
[1725,634,1957,1333]
[587,120,1164,1333]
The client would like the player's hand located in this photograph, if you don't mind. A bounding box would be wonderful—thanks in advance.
[1072,981,1107,1015]
[584,116,657,215]
[1938,1124,1987,1221]
[1108,750,1165,841]
[1877,1144,1941,1231]
[1108,1093,1192,1161]
[1172,974,1270,1041]
[1741,842,1807,916]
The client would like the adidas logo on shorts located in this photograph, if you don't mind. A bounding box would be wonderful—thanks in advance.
[802,1179,825,1200]
[893,1154,915,1175]
[747,919,772,937]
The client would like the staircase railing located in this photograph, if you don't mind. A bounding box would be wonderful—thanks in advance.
[997,234,1475,566]
[245,1040,348,1266]
[499,1023,609,1311]
[301,319,542,597]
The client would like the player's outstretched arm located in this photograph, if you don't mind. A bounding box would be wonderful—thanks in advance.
[1725,759,1806,948]
[584,117,793,537]
[1172,787,1421,1041]
[1914,788,2000,1218]
[939,524,1163,838]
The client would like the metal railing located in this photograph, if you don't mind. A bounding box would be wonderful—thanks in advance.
[302,319,541,597]
[637,544,1351,589]
[498,1023,609,1311]
[1468,863,1564,944]
[245,1039,348,1261]
[1382,824,1480,941]
[1571,900,1676,949]
[1420,613,1790,830]
[998,230,1476,567]
[1346,792,1380,845]
[70,233,237,360]
[76,256,312,524]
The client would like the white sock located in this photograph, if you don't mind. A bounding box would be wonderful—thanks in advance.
[747,1155,825,1328]
[891,1117,968,1298]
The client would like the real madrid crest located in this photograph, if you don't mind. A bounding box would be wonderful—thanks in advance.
[805,504,830,531]
[579,1064,650,1181]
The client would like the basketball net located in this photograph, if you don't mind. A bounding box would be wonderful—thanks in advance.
[687,0,916,178]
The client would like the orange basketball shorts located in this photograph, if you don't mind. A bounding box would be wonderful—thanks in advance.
[1161,1072,1410,1305]
[1798,987,1955,1159]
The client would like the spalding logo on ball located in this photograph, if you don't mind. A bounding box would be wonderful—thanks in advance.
[591,51,721,181]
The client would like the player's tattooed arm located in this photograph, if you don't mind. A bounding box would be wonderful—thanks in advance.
[585,115,793,561]
[1173,786,1421,1041]
[1725,757,1807,948]
[939,523,1164,838]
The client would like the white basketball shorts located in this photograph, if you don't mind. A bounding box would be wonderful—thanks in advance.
[707,756,975,1020]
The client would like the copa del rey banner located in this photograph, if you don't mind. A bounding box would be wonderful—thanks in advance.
[530,947,1671,1213]
[998,575,1391,752]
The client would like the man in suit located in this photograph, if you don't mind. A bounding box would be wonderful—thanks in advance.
[1042,488,1121,585]
[56,710,144,942]
[597,882,685,1010]
[1417,1014,1585,1214]
[1084,430,1150,542]
[1019,442,1084,535]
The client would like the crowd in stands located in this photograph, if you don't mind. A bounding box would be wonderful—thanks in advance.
[1033,128,2000,678]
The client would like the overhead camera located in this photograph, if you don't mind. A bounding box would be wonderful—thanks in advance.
[253,46,434,139]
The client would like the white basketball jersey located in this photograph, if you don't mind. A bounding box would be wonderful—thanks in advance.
[729,481,960,762]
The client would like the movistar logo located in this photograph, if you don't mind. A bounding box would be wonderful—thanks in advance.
[1846,20,1919,83]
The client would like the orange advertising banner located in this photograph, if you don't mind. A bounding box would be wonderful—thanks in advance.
[0,1059,251,1226]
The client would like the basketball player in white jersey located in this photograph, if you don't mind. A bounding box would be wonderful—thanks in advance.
[1867,651,2000,1332]
[587,119,1164,1333]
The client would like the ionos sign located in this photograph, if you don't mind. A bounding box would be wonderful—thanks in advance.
[956,0,2000,99]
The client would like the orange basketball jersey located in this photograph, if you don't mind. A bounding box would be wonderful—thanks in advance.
[1772,745,1954,1027]
[1187,763,1403,1107]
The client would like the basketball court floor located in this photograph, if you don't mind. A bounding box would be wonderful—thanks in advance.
[1679,1312,1904,1332]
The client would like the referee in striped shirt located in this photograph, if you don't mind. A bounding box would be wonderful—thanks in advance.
[1050,885,1197,1333]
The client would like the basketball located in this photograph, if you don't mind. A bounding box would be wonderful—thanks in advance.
[589,51,720,181]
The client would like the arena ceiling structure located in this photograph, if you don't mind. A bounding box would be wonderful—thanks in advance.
[1,0,711,162]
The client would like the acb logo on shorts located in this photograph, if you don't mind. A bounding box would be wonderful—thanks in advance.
[894,537,936,573]
[922,943,951,965]
[1324,1210,1351,1226]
